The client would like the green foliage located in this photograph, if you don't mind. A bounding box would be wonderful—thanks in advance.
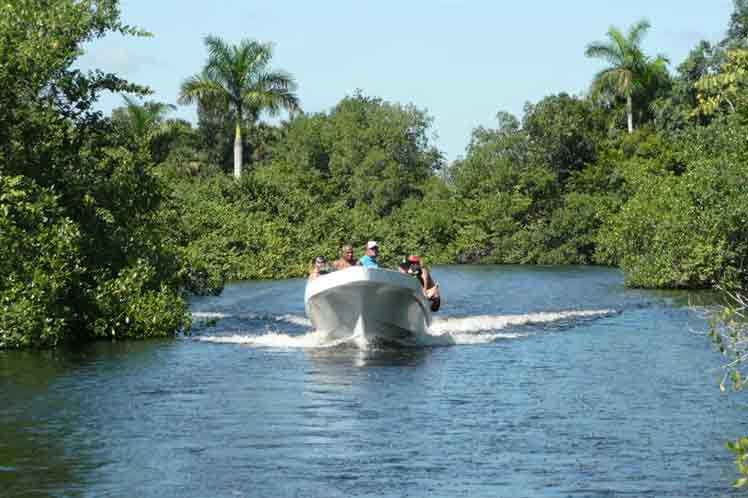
[0,0,189,349]
[522,93,601,183]
[92,260,190,339]
[157,91,448,280]
[694,49,748,117]
[110,96,192,164]
[447,101,608,264]
[528,192,619,265]
[727,436,748,488]
[0,177,82,348]
[262,92,442,214]
[597,119,748,288]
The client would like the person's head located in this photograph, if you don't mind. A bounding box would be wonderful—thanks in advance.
[341,244,354,262]
[407,255,422,276]
[314,255,326,270]
[398,258,410,274]
[366,240,379,257]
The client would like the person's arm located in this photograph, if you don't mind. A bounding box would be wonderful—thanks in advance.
[423,268,439,298]
[427,282,440,299]
[420,268,430,288]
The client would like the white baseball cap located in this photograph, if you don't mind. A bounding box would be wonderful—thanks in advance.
[366,240,379,249]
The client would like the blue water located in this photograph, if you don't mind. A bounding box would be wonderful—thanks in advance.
[1,265,746,497]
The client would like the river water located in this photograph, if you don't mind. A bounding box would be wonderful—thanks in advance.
[1,265,746,497]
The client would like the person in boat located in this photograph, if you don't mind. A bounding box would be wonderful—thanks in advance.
[332,244,356,270]
[398,257,410,274]
[406,255,441,312]
[358,240,380,268]
[308,255,330,281]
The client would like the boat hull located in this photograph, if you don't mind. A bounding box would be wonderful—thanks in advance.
[304,267,432,344]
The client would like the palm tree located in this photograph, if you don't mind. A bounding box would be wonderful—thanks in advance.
[178,35,300,178]
[112,96,193,163]
[114,95,177,140]
[585,19,668,133]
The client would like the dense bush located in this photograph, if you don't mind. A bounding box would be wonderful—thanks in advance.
[597,119,748,288]
[0,0,189,348]
[0,177,82,348]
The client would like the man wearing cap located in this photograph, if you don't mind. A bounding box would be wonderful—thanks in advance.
[358,241,380,268]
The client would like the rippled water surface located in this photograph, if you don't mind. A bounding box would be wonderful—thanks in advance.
[1,265,746,497]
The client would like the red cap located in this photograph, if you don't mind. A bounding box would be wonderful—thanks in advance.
[407,255,420,264]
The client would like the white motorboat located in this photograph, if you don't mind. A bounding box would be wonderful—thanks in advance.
[304,266,432,344]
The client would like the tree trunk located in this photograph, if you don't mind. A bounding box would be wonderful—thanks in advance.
[233,122,242,178]
[626,95,634,134]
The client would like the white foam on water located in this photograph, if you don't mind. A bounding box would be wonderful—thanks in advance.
[428,309,617,334]
[276,314,313,327]
[192,312,229,320]
[415,330,529,346]
[413,309,618,346]
[195,308,619,350]
[198,329,353,349]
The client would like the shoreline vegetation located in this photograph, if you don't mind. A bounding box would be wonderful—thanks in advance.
[1,0,747,348]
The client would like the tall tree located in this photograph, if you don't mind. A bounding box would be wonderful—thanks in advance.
[178,35,300,178]
[585,19,668,133]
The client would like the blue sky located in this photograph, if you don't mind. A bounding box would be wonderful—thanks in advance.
[79,1,735,161]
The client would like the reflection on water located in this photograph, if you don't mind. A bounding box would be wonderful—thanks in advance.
[0,266,744,498]
[305,346,431,368]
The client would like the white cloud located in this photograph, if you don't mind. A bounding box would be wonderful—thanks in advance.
[77,46,163,76]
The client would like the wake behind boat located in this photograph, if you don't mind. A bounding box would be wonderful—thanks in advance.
[304,266,432,345]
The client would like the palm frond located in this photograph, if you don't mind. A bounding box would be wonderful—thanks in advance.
[586,41,623,66]
[204,35,233,69]
[245,41,273,75]
[177,73,226,105]
[241,69,300,117]
[628,18,651,47]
